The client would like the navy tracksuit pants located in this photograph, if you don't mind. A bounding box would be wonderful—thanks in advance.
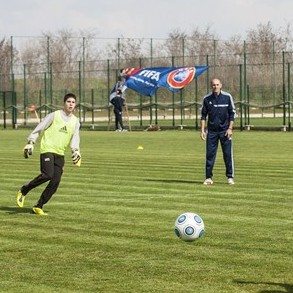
[114,108,124,130]
[205,131,234,179]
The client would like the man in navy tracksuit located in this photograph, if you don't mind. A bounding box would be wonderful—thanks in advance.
[200,79,236,185]
[110,89,126,132]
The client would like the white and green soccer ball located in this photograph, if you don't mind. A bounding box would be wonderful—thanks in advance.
[174,212,205,241]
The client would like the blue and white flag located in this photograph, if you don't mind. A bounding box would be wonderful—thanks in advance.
[119,66,208,97]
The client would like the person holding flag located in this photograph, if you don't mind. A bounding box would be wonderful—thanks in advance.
[16,93,81,215]
[110,89,127,132]
[109,70,127,100]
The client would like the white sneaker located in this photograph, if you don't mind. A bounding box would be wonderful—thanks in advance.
[228,178,235,185]
[203,178,213,185]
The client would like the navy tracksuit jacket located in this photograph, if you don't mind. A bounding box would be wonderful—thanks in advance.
[201,91,236,179]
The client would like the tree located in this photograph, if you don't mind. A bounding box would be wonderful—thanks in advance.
[0,38,12,91]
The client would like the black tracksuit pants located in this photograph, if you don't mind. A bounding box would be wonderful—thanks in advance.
[205,130,234,179]
[21,153,64,208]
[114,108,124,130]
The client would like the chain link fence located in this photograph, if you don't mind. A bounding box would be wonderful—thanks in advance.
[0,36,292,130]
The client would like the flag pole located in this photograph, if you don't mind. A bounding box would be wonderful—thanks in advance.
[124,98,131,131]
[107,109,112,131]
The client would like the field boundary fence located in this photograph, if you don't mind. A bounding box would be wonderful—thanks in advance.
[0,36,292,131]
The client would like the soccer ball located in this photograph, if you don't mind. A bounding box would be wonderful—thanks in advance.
[174,212,205,241]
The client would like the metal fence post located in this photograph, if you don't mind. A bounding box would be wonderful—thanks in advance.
[23,64,27,126]
[107,59,111,129]
[12,91,17,129]
[282,51,286,128]
[44,72,47,116]
[239,64,243,131]
[82,37,86,104]
[49,62,53,111]
[195,77,199,130]
[91,88,95,125]
[288,62,291,131]
[247,84,250,126]
[180,90,183,126]
[206,55,209,93]
[78,60,82,121]
[172,56,175,127]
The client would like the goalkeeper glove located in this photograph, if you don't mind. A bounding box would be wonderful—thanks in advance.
[23,141,34,159]
[72,149,81,166]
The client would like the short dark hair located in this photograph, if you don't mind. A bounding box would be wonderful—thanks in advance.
[64,93,77,103]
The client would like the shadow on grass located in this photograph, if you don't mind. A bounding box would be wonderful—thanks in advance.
[234,279,293,293]
[144,178,202,184]
[0,206,33,215]
[144,178,234,186]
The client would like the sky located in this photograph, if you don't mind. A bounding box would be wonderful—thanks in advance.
[0,0,292,40]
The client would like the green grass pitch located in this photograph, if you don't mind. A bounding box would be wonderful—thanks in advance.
[0,130,292,292]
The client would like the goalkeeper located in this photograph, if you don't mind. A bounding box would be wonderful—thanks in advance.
[16,93,81,215]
